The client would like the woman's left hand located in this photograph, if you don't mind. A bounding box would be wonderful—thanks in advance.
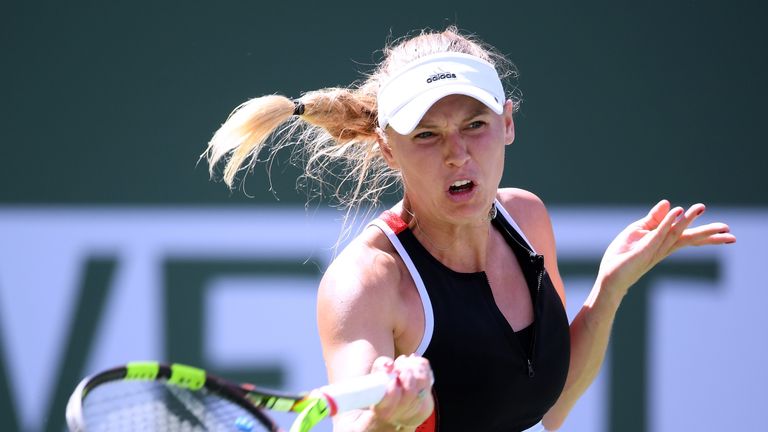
[597,200,736,295]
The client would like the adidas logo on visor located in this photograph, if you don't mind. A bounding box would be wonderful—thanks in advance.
[426,72,457,84]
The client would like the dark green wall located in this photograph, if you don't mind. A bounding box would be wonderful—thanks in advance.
[2,1,766,205]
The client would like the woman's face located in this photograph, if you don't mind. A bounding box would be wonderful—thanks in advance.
[381,94,515,224]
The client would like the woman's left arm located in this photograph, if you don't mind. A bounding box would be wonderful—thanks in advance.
[541,199,736,430]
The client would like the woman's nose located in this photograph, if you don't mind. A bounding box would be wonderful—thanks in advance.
[444,132,470,167]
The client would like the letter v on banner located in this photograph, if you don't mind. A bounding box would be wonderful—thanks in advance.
[41,257,117,432]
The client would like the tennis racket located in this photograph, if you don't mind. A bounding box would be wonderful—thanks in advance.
[66,361,392,432]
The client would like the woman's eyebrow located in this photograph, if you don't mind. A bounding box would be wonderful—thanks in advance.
[415,105,493,129]
[465,105,492,120]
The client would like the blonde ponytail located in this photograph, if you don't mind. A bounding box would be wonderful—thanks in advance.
[204,95,297,187]
[204,84,393,211]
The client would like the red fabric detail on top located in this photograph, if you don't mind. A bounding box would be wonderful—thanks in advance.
[416,409,437,432]
[415,389,437,432]
[380,211,408,234]
[321,391,338,416]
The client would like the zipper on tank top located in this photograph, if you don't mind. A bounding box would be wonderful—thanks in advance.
[483,253,543,379]
[527,252,545,378]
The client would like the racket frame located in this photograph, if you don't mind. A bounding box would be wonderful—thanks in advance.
[66,362,299,432]
[66,361,392,432]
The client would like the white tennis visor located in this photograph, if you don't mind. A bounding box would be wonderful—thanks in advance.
[377,52,506,135]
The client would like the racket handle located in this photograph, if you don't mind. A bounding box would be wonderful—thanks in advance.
[315,372,394,415]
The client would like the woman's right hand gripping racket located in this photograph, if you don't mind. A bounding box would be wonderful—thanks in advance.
[65,361,393,432]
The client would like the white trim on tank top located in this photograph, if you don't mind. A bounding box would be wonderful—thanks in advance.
[369,218,435,356]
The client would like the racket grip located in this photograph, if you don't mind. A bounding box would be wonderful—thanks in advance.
[315,372,394,415]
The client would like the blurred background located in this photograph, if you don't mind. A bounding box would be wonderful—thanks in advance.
[1,1,766,431]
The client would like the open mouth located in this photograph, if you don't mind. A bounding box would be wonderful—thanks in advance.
[448,179,475,194]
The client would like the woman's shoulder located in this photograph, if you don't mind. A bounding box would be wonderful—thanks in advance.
[319,224,405,304]
[497,187,554,250]
[497,187,549,220]
[316,222,415,363]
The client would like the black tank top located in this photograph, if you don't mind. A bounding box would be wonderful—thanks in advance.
[371,200,570,432]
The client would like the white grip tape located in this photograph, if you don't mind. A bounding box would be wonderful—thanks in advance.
[317,372,394,415]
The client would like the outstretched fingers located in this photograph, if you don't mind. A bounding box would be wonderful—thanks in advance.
[597,200,735,293]
[655,202,737,257]
[658,203,706,253]
[637,199,671,231]
[678,222,736,247]
[641,202,683,253]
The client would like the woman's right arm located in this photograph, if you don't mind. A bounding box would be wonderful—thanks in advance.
[317,235,434,432]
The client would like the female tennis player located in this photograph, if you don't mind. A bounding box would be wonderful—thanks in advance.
[205,27,736,431]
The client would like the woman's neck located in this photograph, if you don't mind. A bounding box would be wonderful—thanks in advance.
[396,198,495,273]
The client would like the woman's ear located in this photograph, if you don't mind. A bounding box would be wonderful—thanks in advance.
[377,127,400,170]
[503,100,515,145]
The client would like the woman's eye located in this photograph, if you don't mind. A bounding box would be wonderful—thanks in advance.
[414,131,434,139]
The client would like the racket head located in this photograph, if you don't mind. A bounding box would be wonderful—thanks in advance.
[66,362,283,432]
